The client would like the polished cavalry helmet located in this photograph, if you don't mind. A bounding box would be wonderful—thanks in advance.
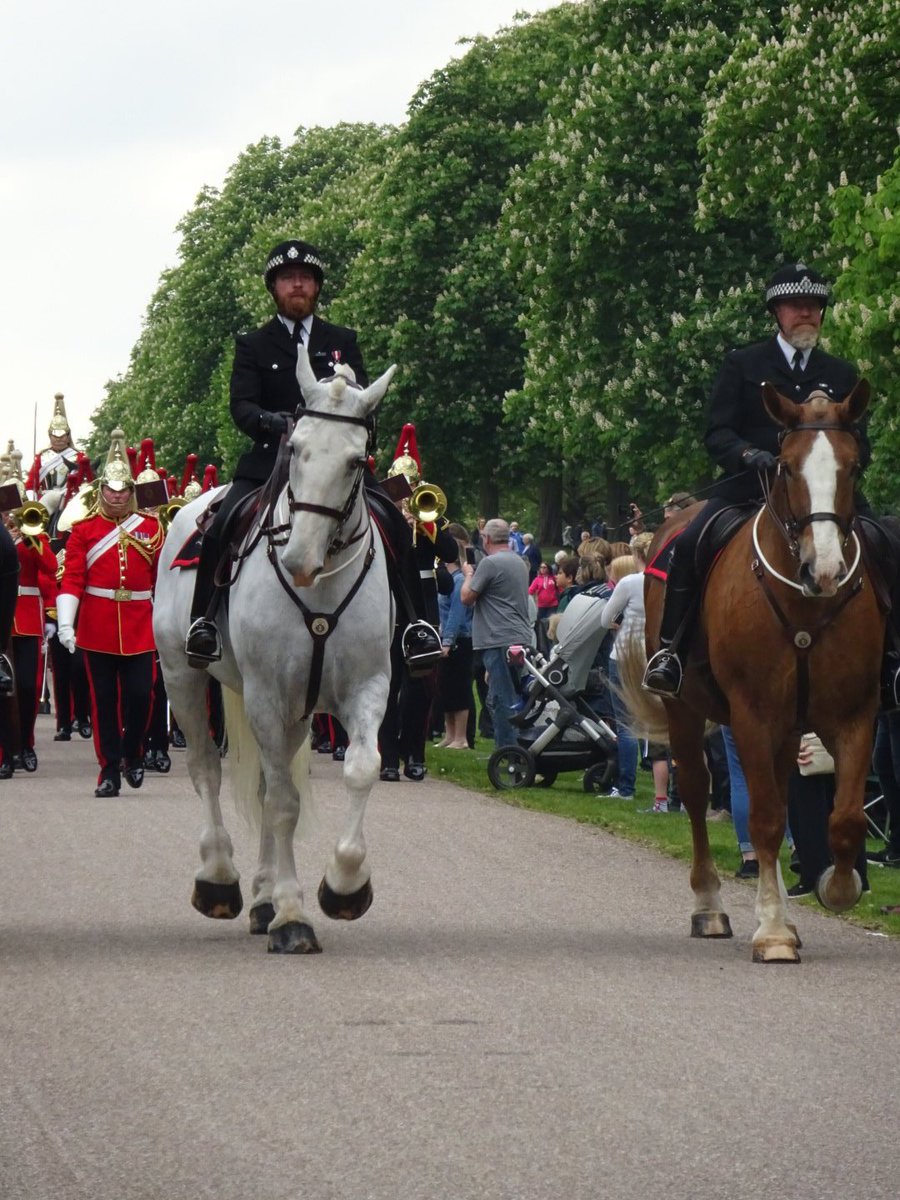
[48,392,71,439]
[100,429,135,492]
[264,240,326,291]
[765,262,830,314]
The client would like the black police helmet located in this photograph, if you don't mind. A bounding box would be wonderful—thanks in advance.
[765,262,829,314]
[264,240,325,291]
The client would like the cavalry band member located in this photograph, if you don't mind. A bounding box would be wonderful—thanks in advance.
[25,393,79,531]
[643,262,900,706]
[56,432,164,797]
[4,493,57,772]
[184,238,442,674]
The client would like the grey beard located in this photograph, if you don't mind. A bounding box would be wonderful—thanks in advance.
[787,328,820,352]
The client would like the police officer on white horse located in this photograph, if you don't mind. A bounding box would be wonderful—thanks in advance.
[185,239,442,672]
[643,261,900,707]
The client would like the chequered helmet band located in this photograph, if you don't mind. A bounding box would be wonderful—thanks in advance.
[766,279,829,304]
[265,247,325,277]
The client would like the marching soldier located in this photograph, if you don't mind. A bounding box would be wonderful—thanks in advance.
[25,393,80,531]
[56,431,164,797]
[3,490,57,772]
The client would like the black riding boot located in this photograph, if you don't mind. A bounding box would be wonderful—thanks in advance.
[642,552,697,697]
[185,533,223,667]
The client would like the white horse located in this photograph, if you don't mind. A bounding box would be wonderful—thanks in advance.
[153,348,396,953]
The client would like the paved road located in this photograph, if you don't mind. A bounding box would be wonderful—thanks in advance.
[2,714,899,1199]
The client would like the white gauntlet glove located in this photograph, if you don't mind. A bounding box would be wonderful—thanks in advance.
[56,592,79,654]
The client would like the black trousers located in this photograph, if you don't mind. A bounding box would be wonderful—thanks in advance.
[145,654,170,752]
[83,650,155,782]
[787,769,869,888]
[49,635,91,730]
[10,637,40,752]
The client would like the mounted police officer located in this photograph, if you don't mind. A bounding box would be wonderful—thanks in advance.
[642,261,899,703]
[185,239,441,673]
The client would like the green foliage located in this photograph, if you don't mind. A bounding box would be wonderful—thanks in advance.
[828,153,900,508]
[502,0,780,502]
[87,0,898,522]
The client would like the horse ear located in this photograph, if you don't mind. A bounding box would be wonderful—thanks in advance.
[295,342,320,401]
[359,364,398,413]
[840,378,870,425]
[762,381,799,428]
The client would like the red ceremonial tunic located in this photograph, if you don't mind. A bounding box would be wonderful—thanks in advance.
[13,533,58,637]
[60,511,163,655]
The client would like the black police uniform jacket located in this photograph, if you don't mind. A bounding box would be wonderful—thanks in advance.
[230,315,368,483]
[703,336,865,503]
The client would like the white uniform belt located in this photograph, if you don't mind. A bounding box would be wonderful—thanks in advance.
[85,586,152,601]
[18,586,40,597]
[419,569,435,579]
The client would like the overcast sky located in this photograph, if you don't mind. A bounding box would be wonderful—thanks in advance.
[0,0,565,468]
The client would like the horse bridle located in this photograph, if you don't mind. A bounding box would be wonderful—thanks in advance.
[764,423,861,559]
[752,423,864,728]
[265,405,379,720]
[273,406,376,555]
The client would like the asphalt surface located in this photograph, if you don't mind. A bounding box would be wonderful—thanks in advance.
[2,713,899,1200]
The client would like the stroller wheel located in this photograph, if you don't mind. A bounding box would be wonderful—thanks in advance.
[488,746,536,790]
[583,761,617,794]
[535,771,557,788]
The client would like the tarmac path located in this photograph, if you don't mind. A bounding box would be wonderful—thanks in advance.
[1,714,898,1200]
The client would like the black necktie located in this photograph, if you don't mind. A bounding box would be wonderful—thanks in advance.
[792,349,804,375]
[292,322,304,346]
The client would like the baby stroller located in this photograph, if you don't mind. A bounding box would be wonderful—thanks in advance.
[487,591,618,791]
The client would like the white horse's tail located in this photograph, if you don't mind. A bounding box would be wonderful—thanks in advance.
[220,688,316,839]
[614,634,671,744]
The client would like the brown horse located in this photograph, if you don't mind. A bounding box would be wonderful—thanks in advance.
[619,381,881,962]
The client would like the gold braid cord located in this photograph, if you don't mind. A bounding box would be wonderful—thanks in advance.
[118,517,164,565]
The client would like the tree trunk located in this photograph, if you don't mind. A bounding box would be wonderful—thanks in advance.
[538,475,563,547]
[478,477,499,521]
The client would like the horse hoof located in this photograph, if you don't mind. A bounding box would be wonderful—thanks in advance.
[691,911,733,939]
[191,879,243,920]
[267,921,322,954]
[815,865,862,913]
[318,877,374,921]
[752,939,801,964]
[249,902,275,934]
[785,922,803,949]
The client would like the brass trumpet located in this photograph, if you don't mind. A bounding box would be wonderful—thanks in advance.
[158,496,188,532]
[407,482,447,524]
[11,501,50,538]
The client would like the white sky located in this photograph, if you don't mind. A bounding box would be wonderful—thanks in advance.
[0,0,565,466]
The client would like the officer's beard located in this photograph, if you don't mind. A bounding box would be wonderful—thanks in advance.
[785,327,820,352]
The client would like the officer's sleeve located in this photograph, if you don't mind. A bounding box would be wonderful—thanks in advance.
[229,334,268,439]
[704,352,753,475]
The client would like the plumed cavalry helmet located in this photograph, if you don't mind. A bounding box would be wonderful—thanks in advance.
[765,262,830,314]
[387,423,422,486]
[135,437,160,484]
[263,240,326,291]
[99,429,135,492]
[48,392,71,438]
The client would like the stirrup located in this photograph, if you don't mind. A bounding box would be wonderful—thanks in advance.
[642,648,683,697]
[402,620,442,676]
[185,618,222,668]
[880,653,900,713]
[0,652,14,696]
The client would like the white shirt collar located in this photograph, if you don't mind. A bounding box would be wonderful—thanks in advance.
[777,332,810,370]
[280,315,313,342]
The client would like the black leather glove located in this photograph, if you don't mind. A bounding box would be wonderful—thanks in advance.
[258,411,291,437]
[742,447,777,471]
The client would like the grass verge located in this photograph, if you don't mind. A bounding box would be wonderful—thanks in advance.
[426,734,900,937]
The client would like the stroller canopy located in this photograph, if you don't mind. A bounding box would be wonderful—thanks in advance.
[552,591,612,693]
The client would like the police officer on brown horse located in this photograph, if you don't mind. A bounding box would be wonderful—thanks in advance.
[643,261,900,707]
[185,239,442,672]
